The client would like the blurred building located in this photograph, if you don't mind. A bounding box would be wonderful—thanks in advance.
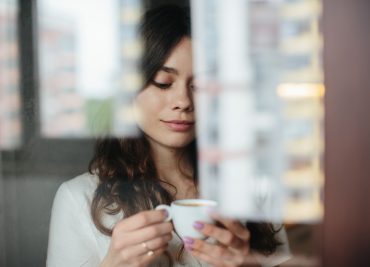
[112,0,142,136]
[280,0,322,82]
[38,13,86,137]
[278,0,324,221]
[38,0,141,138]
[250,1,282,184]
[0,0,21,150]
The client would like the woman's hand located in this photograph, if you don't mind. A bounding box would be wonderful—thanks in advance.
[101,209,173,267]
[183,212,257,267]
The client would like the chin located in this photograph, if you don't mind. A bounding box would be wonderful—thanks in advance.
[160,134,195,149]
[144,130,195,150]
[165,139,194,149]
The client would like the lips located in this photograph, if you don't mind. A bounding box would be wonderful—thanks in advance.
[161,120,195,132]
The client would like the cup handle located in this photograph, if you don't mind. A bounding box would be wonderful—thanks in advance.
[155,204,172,222]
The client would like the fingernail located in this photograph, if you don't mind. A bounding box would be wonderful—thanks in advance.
[193,221,204,230]
[183,237,194,244]
[163,210,169,218]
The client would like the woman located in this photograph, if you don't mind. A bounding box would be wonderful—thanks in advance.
[47,5,290,267]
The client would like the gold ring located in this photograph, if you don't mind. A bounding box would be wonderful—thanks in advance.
[141,242,148,250]
[142,242,153,256]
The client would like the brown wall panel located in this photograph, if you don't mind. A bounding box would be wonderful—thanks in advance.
[323,0,370,266]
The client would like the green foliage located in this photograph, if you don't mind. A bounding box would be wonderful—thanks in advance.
[85,98,114,136]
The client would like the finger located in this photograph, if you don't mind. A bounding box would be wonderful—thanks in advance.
[194,221,246,249]
[134,246,168,266]
[189,241,247,267]
[185,238,236,262]
[111,221,173,250]
[114,209,168,233]
[210,212,250,242]
[124,222,173,247]
[120,234,172,260]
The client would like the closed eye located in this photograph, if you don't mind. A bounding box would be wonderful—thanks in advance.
[152,80,172,89]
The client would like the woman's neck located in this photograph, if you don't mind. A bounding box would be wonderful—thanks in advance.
[148,140,195,189]
[152,146,189,181]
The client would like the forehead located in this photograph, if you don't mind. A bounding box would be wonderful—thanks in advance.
[161,37,193,74]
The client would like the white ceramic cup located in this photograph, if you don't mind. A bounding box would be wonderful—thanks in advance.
[155,199,217,240]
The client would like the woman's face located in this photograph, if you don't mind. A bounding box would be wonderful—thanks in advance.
[135,37,195,151]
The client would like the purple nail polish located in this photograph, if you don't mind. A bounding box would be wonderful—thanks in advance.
[183,237,194,244]
[193,221,204,230]
[163,210,169,218]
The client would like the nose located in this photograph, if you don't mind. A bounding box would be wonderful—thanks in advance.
[171,83,194,112]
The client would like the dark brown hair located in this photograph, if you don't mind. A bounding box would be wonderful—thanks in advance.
[89,4,281,263]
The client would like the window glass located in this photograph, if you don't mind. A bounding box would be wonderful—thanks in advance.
[192,0,324,265]
[0,0,21,150]
[192,0,324,224]
[38,0,142,138]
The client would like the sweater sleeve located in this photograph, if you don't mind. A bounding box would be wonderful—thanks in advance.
[46,182,101,267]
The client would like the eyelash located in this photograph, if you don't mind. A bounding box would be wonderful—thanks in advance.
[152,80,196,91]
[152,81,172,89]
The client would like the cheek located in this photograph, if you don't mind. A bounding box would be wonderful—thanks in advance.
[135,94,163,127]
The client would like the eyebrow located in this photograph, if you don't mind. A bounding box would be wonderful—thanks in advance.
[159,66,194,80]
[160,66,179,75]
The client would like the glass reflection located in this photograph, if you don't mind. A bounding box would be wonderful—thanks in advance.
[38,0,141,138]
[0,0,21,150]
[191,0,323,265]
